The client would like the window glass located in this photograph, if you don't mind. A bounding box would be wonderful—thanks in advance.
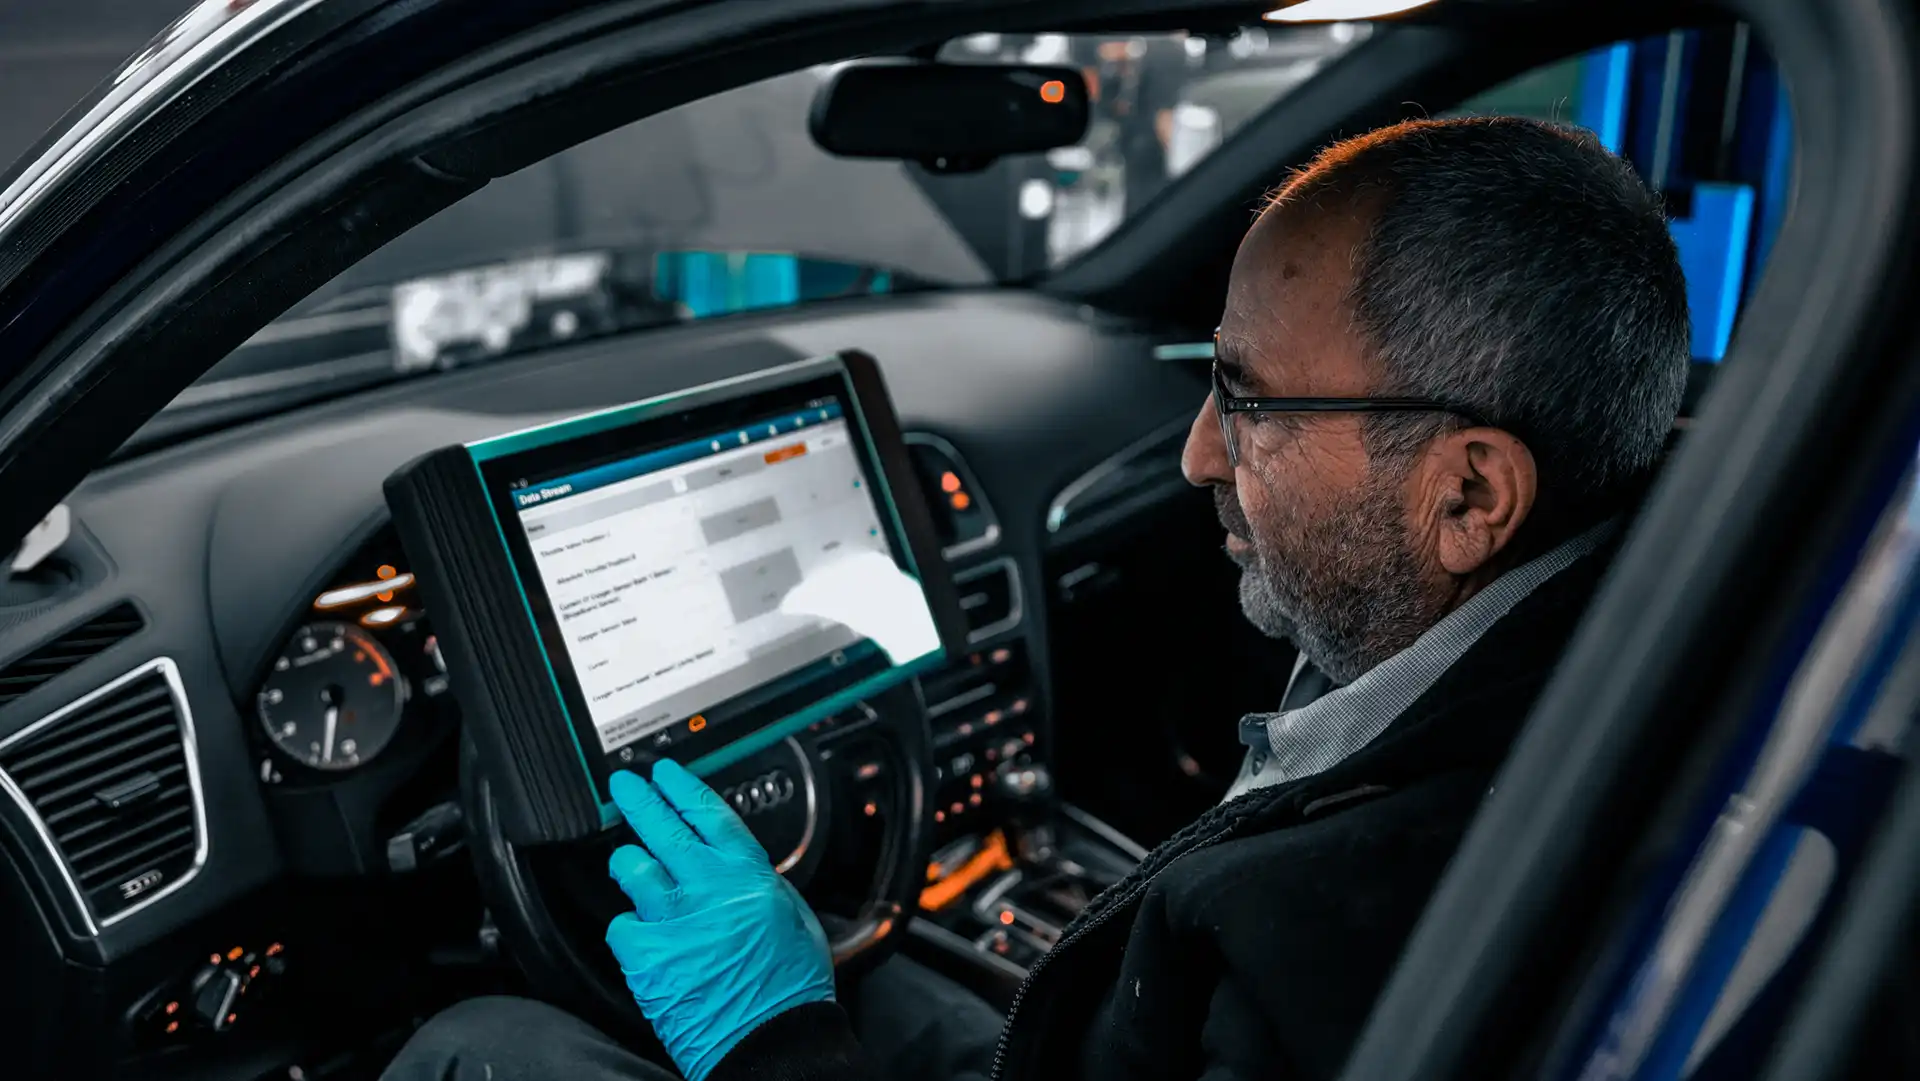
[164,26,1368,416]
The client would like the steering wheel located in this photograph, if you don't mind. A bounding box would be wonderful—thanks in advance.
[458,690,935,1045]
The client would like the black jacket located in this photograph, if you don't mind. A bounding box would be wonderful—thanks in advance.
[715,543,1614,1081]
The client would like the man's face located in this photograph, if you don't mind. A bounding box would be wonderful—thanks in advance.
[1180,203,1450,684]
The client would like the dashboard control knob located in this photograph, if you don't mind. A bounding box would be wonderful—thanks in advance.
[190,966,242,1032]
[994,762,1052,802]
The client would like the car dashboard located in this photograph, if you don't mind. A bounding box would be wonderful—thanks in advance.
[0,287,1212,1079]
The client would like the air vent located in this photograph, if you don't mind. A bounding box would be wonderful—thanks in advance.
[0,659,203,930]
[905,434,999,560]
[954,558,1021,642]
[1045,416,1193,541]
[0,602,147,707]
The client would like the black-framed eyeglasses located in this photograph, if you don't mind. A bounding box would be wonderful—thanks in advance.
[1210,359,1488,468]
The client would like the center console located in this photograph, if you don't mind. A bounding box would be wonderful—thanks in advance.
[904,633,1145,996]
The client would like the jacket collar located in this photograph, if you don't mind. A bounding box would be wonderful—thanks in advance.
[1234,530,1623,822]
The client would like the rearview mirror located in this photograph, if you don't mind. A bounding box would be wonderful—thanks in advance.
[809,62,1090,173]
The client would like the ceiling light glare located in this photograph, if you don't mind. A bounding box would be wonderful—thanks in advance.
[1264,0,1440,23]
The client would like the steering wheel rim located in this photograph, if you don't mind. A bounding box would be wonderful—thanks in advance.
[458,695,934,1037]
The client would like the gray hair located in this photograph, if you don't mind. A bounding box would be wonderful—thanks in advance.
[1272,117,1692,539]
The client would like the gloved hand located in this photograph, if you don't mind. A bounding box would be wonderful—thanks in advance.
[603,761,836,1081]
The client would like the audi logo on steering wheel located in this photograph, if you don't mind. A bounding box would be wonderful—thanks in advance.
[721,770,797,817]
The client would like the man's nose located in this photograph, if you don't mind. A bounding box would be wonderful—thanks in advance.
[1182,395,1232,487]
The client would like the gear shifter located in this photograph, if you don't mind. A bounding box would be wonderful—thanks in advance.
[995,761,1055,862]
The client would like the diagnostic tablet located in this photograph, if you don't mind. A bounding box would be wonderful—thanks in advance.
[386,352,965,843]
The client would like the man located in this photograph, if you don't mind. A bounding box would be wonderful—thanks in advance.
[384,115,1690,1081]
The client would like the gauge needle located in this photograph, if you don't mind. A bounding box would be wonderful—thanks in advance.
[321,705,338,766]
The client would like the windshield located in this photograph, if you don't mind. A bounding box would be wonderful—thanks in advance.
[155,25,1367,433]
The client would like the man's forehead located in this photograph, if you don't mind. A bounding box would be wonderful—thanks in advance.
[1219,201,1375,389]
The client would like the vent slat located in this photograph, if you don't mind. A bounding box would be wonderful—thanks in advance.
[65,804,192,868]
[12,710,177,791]
[42,763,186,831]
[5,691,174,765]
[0,604,147,706]
[0,666,197,921]
[76,823,196,889]
[26,743,182,813]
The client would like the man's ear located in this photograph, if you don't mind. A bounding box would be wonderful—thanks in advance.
[1421,428,1538,577]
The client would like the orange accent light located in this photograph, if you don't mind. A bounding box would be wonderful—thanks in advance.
[950,491,972,511]
[249,965,261,979]
[1039,79,1066,104]
[377,565,397,580]
[209,954,221,965]
[369,672,386,687]
[266,943,283,956]
[376,591,394,603]
[999,909,1016,925]
[918,832,1013,910]
[939,471,962,494]
[164,1001,179,1015]
[864,801,879,817]
[227,947,244,961]
[688,714,708,733]
[934,811,946,823]
[165,1021,180,1034]
[226,1013,238,1025]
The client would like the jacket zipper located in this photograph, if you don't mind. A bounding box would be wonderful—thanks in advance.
[987,826,1238,1081]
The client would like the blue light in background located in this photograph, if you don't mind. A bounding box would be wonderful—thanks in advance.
[655,251,800,318]
[1576,43,1633,153]
[1668,182,1757,361]
[654,252,893,318]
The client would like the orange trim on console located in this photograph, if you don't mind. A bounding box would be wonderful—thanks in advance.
[918,831,1013,912]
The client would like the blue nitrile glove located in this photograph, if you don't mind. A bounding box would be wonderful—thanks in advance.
[603,762,836,1081]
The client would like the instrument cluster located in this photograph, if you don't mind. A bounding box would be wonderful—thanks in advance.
[251,533,454,786]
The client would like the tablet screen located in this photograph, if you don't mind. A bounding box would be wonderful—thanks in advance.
[471,368,943,787]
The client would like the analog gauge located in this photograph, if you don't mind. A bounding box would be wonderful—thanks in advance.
[257,621,406,771]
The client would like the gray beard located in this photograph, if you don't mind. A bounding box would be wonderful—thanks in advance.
[1225,471,1444,685]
